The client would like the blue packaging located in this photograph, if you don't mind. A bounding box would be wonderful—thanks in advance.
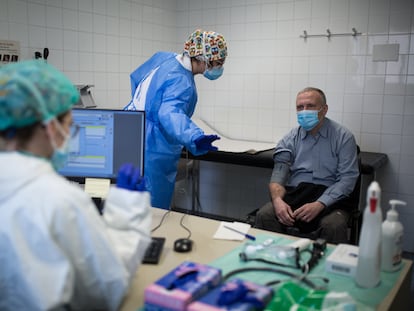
[144,261,222,311]
[187,278,274,311]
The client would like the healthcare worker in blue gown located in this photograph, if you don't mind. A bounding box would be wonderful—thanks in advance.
[125,29,228,209]
[0,60,151,311]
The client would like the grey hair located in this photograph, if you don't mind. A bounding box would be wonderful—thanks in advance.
[298,87,327,106]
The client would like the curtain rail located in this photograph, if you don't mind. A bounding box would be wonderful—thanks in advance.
[300,28,363,39]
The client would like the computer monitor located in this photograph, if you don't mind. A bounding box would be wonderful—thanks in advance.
[59,108,145,184]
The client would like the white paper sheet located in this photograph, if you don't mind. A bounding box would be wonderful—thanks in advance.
[213,221,252,241]
[84,178,110,198]
[193,117,275,154]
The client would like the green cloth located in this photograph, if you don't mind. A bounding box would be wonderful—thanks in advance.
[209,234,406,310]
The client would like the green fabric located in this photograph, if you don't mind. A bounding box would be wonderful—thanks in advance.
[210,234,406,311]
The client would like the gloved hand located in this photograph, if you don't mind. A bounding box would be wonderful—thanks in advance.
[194,134,220,152]
[116,163,146,191]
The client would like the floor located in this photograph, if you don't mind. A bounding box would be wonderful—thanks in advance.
[402,252,414,310]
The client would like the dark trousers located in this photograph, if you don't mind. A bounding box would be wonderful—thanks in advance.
[255,183,351,244]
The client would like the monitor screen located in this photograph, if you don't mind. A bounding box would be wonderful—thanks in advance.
[59,108,145,183]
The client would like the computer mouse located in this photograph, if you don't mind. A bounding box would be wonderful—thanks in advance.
[173,238,193,253]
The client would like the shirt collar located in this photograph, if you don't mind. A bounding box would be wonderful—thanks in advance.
[299,118,330,139]
[176,54,192,72]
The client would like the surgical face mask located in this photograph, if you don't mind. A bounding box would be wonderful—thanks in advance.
[49,119,71,170]
[297,109,321,131]
[203,66,224,80]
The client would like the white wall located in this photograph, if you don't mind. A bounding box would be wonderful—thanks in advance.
[0,0,179,109]
[176,0,414,252]
[2,0,414,251]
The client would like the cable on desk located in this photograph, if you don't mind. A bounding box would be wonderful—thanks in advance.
[179,212,192,239]
[151,210,171,233]
[222,267,329,290]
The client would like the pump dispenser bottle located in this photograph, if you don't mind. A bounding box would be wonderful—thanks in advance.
[355,181,383,288]
[381,199,406,272]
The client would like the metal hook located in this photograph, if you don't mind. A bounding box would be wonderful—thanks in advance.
[352,28,358,36]
[326,29,331,38]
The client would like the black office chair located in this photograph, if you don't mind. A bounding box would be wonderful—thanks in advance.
[245,146,362,245]
[347,145,362,245]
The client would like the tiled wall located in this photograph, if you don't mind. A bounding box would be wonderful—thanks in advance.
[2,0,414,251]
[176,0,414,252]
[0,0,180,109]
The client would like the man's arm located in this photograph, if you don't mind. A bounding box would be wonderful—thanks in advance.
[317,135,359,209]
[269,161,295,226]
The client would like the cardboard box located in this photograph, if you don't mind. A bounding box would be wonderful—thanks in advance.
[325,244,359,277]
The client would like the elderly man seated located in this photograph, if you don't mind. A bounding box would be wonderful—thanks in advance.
[255,87,359,244]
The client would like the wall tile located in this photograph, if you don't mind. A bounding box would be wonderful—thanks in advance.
[62,8,78,31]
[28,25,46,48]
[8,0,28,24]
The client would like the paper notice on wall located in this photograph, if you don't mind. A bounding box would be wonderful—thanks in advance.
[0,40,20,65]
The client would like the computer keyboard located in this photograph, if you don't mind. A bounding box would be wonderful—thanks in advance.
[143,237,165,264]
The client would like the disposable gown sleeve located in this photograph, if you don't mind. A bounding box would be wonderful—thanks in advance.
[52,187,151,311]
[157,76,205,155]
[102,186,152,273]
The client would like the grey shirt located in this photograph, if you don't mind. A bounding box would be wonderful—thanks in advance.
[270,118,359,208]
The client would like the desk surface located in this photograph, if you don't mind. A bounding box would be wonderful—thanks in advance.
[120,208,411,311]
[182,149,388,175]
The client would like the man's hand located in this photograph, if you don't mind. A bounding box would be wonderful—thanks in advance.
[273,197,295,226]
[292,201,325,222]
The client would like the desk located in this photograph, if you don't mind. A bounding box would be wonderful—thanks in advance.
[120,208,412,311]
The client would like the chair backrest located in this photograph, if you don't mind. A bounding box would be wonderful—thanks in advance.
[348,145,362,245]
[349,145,362,210]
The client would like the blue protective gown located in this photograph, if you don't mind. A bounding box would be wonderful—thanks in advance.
[125,52,206,209]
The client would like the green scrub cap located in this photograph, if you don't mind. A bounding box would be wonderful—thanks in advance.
[0,60,79,130]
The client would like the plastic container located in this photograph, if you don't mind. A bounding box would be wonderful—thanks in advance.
[355,181,382,288]
[381,199,406,272]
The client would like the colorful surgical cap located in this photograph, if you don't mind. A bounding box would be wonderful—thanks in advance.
[0,60,79,131]
[183,29,227,62]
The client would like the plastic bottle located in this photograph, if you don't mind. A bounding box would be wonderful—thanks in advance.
[381,199,406,272]
[355,181,383,288]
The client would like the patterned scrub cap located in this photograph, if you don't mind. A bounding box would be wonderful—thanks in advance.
[0,60,79,130]
[183,29,227,62]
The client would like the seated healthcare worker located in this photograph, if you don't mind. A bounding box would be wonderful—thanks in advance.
[0,60,152,311]
[125,29,228,209]
[255,87,359,244]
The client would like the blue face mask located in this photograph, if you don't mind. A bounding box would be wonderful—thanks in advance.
[203,66,224,80]
[297,109,321,131]
[51,139,70,170]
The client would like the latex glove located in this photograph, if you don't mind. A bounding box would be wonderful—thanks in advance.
[194,134,220,152]
[116,163,146,191]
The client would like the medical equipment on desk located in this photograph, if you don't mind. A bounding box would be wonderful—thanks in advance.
[239,238,314,269]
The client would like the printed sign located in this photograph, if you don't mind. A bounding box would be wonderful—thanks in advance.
[0,40,20,65]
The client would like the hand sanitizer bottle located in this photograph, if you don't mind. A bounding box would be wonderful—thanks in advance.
[381,199,406,272]
[355,181,382,288]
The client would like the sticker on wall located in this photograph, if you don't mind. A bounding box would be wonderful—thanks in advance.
[0,40,20,66]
